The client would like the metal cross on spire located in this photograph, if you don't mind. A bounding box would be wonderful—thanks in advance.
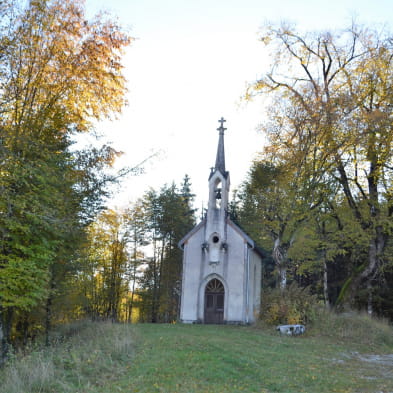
[217,117,227,135]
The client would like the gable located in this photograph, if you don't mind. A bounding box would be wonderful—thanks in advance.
[178,217,265,260]
[178,219,206,249]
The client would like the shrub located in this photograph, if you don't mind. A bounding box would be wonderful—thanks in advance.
[261,283,319,326]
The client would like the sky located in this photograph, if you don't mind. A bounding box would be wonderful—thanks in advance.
[84,0,393,213]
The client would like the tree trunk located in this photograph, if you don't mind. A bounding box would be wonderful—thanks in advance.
[349,228,385,309]
[367,281,373,316]
[318,220,330,308]
[128,295,134,323]
[45,272,57,346]
[0,308,13,365]
[129,260,138,323]
[128,231,138,323]
[362,228,384,282]
[273,237,287,290]
[151,238,160,323]
[0,312,4,366]
[323,259,330,308]
[45,294,52,347]
[279,266,287,290]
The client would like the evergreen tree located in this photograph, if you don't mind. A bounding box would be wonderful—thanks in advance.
[138,178,195,322]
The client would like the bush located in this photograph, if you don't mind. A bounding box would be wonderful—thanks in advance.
[261,283,319,325]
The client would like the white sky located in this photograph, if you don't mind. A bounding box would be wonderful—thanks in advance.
[85,0,393,212]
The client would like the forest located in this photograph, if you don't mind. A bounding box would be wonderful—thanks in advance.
[1,0,393,364]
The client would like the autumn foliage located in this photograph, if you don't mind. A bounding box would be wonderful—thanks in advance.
[0,0,131,361]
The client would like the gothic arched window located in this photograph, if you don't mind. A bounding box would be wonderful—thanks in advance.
[205,278,224,293]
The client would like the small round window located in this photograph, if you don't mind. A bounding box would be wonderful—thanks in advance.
[212,235,219,243]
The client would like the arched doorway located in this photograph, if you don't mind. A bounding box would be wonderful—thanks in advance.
[204,278,224,324]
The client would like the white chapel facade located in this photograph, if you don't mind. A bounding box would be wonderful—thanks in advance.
[179,118,263,324]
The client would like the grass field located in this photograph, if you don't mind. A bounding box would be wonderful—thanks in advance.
[104,322,393,393]
[1,315,392,393]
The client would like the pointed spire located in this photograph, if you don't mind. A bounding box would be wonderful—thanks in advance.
[214,117,227,176]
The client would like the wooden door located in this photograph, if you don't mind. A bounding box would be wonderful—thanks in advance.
[204,279,224,324]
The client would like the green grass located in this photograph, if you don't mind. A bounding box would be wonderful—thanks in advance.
[102,323,393,393]
[1,315,392,393]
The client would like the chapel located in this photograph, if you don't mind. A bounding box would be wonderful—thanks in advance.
[179,118,263,324]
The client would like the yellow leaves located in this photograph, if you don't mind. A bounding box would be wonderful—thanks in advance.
[248,78,277,96]
[365,108,387,122]
[260,35,272,45]
[2,0,132,134]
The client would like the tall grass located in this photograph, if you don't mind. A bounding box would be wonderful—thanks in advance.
[309,308,393,350]
[0,321,134,393]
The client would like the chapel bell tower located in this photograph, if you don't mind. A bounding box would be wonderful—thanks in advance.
[205,117,230,264]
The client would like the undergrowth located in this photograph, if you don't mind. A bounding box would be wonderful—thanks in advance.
[0,320,134,393]
[260,283,393,351]
[309,308,393,350]
[261,283,319,325]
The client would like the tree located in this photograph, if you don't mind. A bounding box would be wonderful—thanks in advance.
[0,0,131,359]
[247,23,393,313]
[124,200,147,322]
[237,142,325,289]
[138,178,195,322]
[80,209,131,322]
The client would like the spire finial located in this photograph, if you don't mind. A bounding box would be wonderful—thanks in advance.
[217,117,227,135]
[213,117,226,176]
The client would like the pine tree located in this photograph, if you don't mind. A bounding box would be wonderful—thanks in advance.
[137,178,195,322]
